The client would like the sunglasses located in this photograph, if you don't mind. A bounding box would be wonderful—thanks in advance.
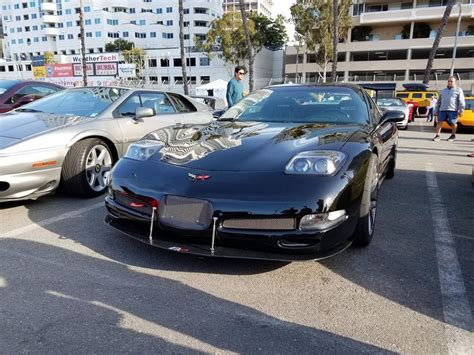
[238,71,245,75]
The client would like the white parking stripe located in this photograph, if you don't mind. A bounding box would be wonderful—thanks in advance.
[1,202,104,238]
[425,163,473,354]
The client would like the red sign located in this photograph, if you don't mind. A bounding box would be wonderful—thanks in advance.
[73,63,94,76]
[95,62,118,76]
[46,64,73,77]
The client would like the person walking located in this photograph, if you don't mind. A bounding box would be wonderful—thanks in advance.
[427,95,437,122]
[432,76,465,142]
[226,66,245,107]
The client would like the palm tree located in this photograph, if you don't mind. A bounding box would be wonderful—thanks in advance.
[239,0,254,92]
[179,0,189,94]
[331,0,339,82]
[423,0,456,84]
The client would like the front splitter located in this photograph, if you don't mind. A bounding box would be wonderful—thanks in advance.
[104,215,353,262]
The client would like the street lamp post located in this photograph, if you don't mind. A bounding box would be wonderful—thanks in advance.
[79,0,88,86]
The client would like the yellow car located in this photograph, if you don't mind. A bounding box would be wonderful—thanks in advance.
[441,96,474,129]
[395,90,439,119]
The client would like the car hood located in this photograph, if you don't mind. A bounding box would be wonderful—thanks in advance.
[0,111,92,149]
[143,120,362,171]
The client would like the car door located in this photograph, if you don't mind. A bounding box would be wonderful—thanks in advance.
[367,93,396,175]
[114,91,184,152]
[167,93,213,124]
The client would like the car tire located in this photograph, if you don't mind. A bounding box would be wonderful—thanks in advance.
[61,138,113,197]
[352,154,379,247]
[385,150,396,180]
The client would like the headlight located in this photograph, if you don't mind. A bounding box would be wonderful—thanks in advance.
[299,210,347,231]
[285,151,346,175]
[124,141,161,161]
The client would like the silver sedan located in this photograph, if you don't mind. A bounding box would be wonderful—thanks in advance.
[0,87,214,202]
[376,98,410,130]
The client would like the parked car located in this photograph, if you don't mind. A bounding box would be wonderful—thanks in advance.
[376,97,410,129]
[104,84,404,261]
[0,87,214,202]
[441,96,474,130]
[0,80,63,113]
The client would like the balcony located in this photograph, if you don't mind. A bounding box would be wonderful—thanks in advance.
[41,2,57,12]
[359,4,474,24]
[44,27,59,36]
[43,15,59,24]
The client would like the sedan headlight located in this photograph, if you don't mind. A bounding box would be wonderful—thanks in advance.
[124,141,162,161]
[285,151,346,175]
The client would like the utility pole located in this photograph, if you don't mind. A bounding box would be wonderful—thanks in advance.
[79,0,87,86]
[450,2,462,77]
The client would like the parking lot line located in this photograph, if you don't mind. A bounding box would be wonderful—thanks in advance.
[425,163,473,354]
[1,202,104,239]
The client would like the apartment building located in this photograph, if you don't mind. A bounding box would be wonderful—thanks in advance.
[284,0,474,92]
[222,0,273,17]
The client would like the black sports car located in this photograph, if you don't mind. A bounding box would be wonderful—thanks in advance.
[104,84,404,261]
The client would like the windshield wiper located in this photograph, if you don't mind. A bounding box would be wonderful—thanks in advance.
[15,108,43,113]
[218,117,235,121]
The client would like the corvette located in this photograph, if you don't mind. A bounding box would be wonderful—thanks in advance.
[105,84,404,261]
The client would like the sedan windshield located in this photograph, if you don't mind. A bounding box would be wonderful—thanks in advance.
[377,98,405,107]
[219,86,369,124]
[17,87,129,117]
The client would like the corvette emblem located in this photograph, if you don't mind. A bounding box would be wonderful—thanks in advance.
[188,173,211,182]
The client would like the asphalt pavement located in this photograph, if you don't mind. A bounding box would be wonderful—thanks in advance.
[0,120,473,354]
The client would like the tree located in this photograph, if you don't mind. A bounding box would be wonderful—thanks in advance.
[123,48,145,78]
[43,51,55,64]
[105,39,135,52]
[331,0,338,82]
[178,0,189,94]
[291,0,351,82]
[201,12,287,92]
[239,0,254,92]
[423,0,456,84]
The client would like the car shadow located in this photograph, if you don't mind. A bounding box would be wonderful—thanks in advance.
[0,238,391,353]
[7,169,474,335]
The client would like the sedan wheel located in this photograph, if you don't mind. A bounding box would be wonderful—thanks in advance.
[61,138,113,197]
[352,154,379,246]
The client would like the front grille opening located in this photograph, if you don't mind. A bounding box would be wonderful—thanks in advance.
[278,239,319,249]
[0,182,10,192]
[222,218,296,231]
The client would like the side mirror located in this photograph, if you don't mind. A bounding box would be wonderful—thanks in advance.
[133,107,154,123]
[380,110,405,125]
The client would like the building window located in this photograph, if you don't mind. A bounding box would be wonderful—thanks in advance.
[166,7,172,13]
[122,31,129,37]
[186,58,196,66]
[135,32,146,38]
[166,20,173,26]
[66,21,73,27]
[199,57,210,66]
[108,32,120,38]
[58,35,64,40]
[162,32,173,39]
[150,32,156,38]
[130,8,135,13]
[157,8,162,13]
[95,31,101,37]
[31,13,37,19]
[86,32,92,37]
[85,19,91,25]
[148,59,157,67]
[84,6,91,12]
[139,20,146,25]
[173,58,182,66]
[94,18,100,24]
[65,9,72,15]
[67,34,74,39]
[184,8,189,14]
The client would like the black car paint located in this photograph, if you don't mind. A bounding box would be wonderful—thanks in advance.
[104,84,399,261]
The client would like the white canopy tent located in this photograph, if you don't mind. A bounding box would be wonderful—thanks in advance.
[195,79,228,101]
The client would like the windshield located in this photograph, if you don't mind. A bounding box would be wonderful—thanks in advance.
[465,99,474,110]
[18,87,129,117]
[377,98,405,107]
[219,86,369,124]
[0,80,19,95]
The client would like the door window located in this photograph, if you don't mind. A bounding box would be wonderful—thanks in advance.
[116,92,176,117]
[167,93,197,113]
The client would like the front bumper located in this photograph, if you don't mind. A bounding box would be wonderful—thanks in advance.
[0,148,65,202]
[104,195,357,262]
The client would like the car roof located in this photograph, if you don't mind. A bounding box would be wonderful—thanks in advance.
[266,83,366,93]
